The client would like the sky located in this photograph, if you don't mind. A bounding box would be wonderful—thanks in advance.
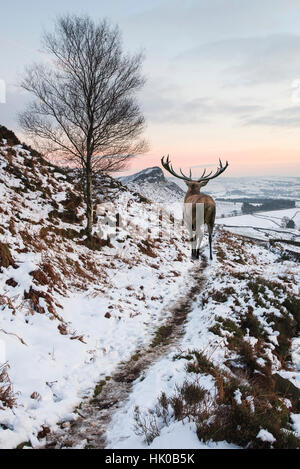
[1,0,300,177]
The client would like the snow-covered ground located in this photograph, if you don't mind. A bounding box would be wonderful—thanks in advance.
[0,135,192,448]
[217,208,300,230]
[1,131,300,449]
[216,208,300,249]
[105,233,300,449]
[216,200,242,218]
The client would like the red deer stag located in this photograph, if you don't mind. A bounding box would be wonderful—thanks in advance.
[161,156,229,260]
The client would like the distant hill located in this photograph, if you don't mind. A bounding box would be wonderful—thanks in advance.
[119,166,185,203]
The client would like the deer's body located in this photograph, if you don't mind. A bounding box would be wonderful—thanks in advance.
[161,156,228,260]
[184,184,216,260]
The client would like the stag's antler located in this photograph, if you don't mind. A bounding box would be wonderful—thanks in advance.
[161,155,229,183]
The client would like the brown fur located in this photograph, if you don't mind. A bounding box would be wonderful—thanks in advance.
[184,182,216,260]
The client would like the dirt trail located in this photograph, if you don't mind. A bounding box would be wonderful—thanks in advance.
[43,256,207,449]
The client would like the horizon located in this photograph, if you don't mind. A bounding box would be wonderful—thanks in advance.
[118,164,300,179]
[1,0,300,177]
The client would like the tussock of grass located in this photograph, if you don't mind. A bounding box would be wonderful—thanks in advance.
[150,325,173,347]
[93,380,106,398]
[185,350,217,376]
[0,363,17,409]
[197,372,300,449]
[130,353,141,362]
[134,380,210,445]
[0,242,15,269]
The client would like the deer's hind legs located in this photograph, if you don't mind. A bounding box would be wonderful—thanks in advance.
[207,225,214,260]
[194,229,203,260]
[191,248,198,260]
[190,232,198,260]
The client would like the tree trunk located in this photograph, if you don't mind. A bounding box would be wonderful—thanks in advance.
[86,167,93,239]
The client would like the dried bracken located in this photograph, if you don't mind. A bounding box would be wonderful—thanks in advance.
[0,363,17,409]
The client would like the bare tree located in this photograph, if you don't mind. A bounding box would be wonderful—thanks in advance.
[19,14,147,239]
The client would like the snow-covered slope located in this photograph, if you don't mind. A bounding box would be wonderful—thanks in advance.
[119,166,185,203]
[0,127,191,448]
[106,230,300,449]
[0,126,299,450]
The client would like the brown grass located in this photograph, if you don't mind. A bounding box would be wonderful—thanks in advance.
[0,363,17,409]
[23,286,62,320]
[0,242,15,269]
[196,369,300,449]
[137,239,157,258]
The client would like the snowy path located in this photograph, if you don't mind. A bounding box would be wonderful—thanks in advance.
[43,257,208,449]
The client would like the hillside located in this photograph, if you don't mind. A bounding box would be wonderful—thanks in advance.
[106,231,300,449]
[0,127,190,448]
[119,166,185,203]
[0,127,299,449]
